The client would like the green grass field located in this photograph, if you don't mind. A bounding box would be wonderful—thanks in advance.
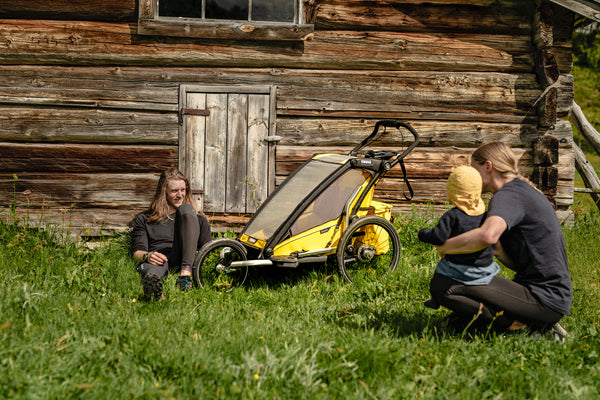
[1,204,599,399]
[2,66,600,400]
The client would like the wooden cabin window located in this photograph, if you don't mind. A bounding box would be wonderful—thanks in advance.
[138,0,314,41]
[178,85,278,214]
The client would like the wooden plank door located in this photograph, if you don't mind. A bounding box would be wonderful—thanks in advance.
[179,85,276,214]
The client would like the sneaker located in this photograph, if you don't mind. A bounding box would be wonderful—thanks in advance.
[531,322,568,343]
[176,275,192,291]
[142,273,163,301]
[549,322,568,343]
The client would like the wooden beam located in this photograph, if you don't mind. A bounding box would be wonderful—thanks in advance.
[533,0,554,49]
[573,143,600,209]
[570,101,600,156]
[3,66,572,123]
[1,172,156,209]
[277,119,574,148]
[0,107,178,144]
[548,0,600,22]
[0,0,136,21]
[0,20,535,72]
[315,0,534,33]
[0,143,177,173]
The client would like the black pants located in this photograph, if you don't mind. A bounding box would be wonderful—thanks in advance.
[429,273,563,331]
[137,204,200,279]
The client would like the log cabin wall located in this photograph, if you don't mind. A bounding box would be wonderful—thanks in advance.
[0,0,576,236]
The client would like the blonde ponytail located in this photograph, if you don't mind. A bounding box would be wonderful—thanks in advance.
[472,142,541,191]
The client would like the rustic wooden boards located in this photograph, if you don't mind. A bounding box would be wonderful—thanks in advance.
[0,0,579,234]
[0,19,535,72]
[0,66,574,122]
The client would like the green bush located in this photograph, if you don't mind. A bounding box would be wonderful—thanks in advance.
[573,21,600,72]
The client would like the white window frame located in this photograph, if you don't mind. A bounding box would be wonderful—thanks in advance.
[138,0,314,41]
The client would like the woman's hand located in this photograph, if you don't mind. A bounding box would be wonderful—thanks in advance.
[146,251,168,266]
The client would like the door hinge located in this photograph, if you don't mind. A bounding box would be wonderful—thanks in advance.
[180,108,210,124]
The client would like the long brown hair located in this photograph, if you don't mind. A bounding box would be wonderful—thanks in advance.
[471,141,540,191]
[145,168,198,222]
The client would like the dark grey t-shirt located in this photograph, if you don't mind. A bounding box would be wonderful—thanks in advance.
[488,179,572,315]
[131,212,212,259]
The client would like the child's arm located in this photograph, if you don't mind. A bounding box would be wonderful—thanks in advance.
[418,212,453,246]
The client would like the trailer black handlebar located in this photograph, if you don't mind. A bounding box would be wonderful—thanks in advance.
[349,120,420,169]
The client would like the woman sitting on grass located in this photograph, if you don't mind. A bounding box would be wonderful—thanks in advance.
[131,168,211,300]
[434,142,572,341]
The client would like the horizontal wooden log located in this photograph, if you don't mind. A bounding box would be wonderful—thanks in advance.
[1,176,574,237]
[0,143,177,173]
[0,207,139,235]
[0,107,178,144]
[1,173,157,209]
[137,19,314,42]
[550,44,574,75]
[0,19,534,72]
[276,118,573,148]
[549,0,600,23]
[0,205,252,235]
[0,0,136,22]
[1,66,575,124]
[316,0,533,34]
[274,144,575,182]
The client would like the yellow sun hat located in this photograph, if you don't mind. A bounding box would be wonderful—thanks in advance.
[446,165,485,216]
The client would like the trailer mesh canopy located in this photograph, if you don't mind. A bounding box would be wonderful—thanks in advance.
[242,154,366,242]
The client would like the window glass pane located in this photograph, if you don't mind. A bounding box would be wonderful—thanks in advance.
[206,0,248,20]
[252,0,294,22]
[160,0,203,18]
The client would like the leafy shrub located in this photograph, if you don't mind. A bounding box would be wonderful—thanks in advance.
[573,21,600,72]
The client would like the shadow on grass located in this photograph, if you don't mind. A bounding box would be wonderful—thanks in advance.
[243,261,341,290]
[330,304,500,341]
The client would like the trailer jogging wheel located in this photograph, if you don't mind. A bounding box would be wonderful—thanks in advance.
[193,238,249,291]
[336,215,401,283]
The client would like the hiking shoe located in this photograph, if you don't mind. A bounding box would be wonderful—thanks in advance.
[142,273,163,301]
[176,275,192,291]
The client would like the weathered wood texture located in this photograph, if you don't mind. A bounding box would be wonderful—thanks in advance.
[0,19,536,72]
[0,66,574,124]
[1,143,177,173]
[0,0,578,234]
[274,145,575,207]
[0,0,537,32]
[549,0,600,22]
[315,0,534,33]
[2,173,157,210]
[0,0,136,21]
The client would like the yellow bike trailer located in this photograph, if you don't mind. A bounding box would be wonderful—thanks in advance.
[193,120,420,290]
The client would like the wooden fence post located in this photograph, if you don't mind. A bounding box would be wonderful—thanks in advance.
[570,101,600,210]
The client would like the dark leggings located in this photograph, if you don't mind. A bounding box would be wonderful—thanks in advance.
[429,273,563,331]
[137,204,200,279]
